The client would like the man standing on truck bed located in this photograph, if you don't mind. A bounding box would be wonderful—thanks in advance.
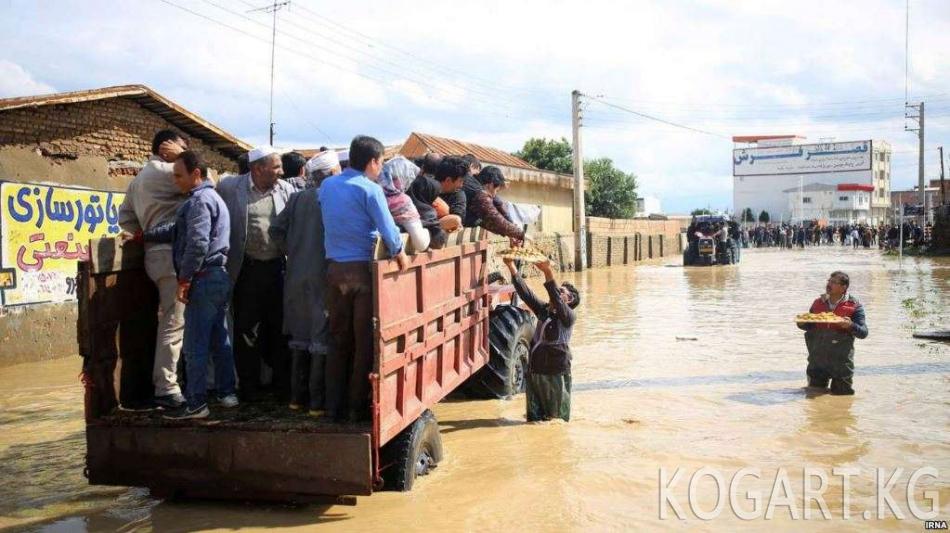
[117,129,189,410]
[139,151,238,419]
[503,258,580,422]
[320,135,409,422]
[216,146,296,403]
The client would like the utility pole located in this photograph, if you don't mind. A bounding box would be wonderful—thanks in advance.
[939,146,946,207]
[248,0,291,145]
[905,101,925,222]
[571,90,587,271]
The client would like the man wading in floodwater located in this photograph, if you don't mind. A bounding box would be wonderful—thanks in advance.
[796,271,868,395]
[503,258,579,421]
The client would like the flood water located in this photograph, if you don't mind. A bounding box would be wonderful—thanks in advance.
[2,247,948,531]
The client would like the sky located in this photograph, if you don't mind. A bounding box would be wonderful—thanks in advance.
[1,0,948,214]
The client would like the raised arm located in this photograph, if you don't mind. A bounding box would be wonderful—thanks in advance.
[503,258,546,316]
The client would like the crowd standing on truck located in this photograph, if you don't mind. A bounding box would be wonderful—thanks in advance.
[119,130,534,422]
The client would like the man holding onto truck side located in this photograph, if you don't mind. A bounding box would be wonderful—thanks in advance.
[138,151,237,419]
[117,129,189,410]
[503,258,580,422]
[796,271,868,395]
[319,135,409,422]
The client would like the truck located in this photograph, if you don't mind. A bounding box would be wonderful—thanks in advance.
[77,229,535,504]
[682,214,739,266]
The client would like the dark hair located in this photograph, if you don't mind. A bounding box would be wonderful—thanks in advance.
[477,166,506,188]
[178,150,207,179]
[237,153,249,174]
[282,151,307,178]
[349,135,385,171]
[462,153,481,173]
[435,155,468,182]
[561,282,580,309]
[151,129,185,155]
[829,271,850,288]
[421,152,442,175]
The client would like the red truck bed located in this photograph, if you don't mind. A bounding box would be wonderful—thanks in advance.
[78,235,491,501]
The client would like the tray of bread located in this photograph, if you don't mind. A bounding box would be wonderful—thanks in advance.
[497,247,549,263]
[794,312,847,324]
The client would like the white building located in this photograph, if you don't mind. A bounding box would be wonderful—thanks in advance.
[783,183,873,225]
[733,135,891,224]
[635,196,662,216]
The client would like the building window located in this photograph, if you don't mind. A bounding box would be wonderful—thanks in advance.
[839,196,849,201]
[803,197,812,204]
[879,170,885,180]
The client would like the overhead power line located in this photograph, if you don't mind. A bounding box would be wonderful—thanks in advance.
[583,93,729,139]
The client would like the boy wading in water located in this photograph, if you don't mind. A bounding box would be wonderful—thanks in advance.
[503,258,579,422]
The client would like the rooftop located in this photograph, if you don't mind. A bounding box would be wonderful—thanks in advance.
[399,132,538,170]
[0,84,251,160]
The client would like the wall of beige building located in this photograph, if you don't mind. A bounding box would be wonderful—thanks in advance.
[501,180,575,234]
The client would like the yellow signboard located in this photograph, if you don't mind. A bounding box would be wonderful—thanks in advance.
[0,181,125,306]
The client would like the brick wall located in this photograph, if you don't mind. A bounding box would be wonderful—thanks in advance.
[0,98,236,190]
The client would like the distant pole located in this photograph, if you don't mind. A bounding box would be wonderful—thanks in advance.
[919,102,926,222]
[939,146,946,206]
[571,90,588,271]
[249,0,291,145]
[905,101,925,224]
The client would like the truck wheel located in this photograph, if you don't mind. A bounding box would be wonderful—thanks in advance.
[462,305,535,399]
[381,409,443,491]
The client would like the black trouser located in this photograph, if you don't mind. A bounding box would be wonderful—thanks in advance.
[325,261,374,419]
[232,257,289,401]
[291,348,326,410]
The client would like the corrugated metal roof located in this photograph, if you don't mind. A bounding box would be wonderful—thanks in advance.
[399,132,537,170]
[0,84,251,160]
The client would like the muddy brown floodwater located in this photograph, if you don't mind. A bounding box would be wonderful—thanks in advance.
[1,247,948,531]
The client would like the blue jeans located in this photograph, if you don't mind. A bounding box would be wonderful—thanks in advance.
[182,268,236,409]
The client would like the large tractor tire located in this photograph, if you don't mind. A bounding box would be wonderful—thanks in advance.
[381,409,443,491]
[461,305,535,399]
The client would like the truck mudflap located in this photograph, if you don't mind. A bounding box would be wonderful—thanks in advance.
[86,425,373,498]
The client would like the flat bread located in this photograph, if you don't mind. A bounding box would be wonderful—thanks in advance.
[497,248,548,263]
[795,312,847,324]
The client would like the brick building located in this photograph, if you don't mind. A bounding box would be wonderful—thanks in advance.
[0,84,250,365]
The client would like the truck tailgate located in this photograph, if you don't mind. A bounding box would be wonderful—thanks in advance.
[87,424,373,497]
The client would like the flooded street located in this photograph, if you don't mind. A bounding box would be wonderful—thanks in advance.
[2,247,948,531]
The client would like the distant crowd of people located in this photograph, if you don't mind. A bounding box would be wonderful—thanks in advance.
[739,222,933,250]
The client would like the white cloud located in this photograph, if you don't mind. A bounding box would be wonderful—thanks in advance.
[0,60,55,97]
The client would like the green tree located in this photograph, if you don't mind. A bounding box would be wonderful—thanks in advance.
[584,157,638,219]
[515,138,638,219]
[513,137,574,174]
[691,208,713,216]
[740,207,755,223]
[758,210,770,223]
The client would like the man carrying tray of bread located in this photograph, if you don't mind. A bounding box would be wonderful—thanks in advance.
[796,271,868,395]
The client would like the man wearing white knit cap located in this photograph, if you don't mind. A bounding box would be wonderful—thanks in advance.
[305,149,342,184]
[216,145,296,402]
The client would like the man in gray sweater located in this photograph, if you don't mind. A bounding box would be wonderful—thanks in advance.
[118,129,189,409]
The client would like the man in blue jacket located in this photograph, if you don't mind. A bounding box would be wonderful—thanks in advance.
[143,151,237,419]
[320,135,409,422]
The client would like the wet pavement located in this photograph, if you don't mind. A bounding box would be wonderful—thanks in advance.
[1,246,948,531]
